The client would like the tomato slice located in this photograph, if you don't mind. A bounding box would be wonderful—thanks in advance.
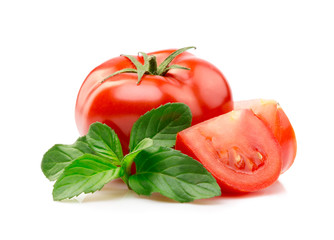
[175,109,281,193]
[234,99,297,173]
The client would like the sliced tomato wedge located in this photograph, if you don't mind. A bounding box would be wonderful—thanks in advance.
[234,99,297,173]
[175,109,282,193]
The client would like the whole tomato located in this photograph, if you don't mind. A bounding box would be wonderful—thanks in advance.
[75,47,233,153]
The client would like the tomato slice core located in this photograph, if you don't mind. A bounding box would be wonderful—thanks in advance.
[176,109,281,193]
[218,146,265,174]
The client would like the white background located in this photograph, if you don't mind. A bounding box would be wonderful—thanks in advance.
[1,0,333,239]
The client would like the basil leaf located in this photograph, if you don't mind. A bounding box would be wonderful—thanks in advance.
[53,154,121,201]
[41,136,94,181]
[128,146,221,202]
[129,103,192,151]
[121,138,153,184]
[86,122,123,165]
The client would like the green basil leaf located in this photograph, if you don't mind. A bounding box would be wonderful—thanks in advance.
[128,146,221,203]
[129,103,192,151]
[86,122,123,165]
[53,154,121,201]
[41,136,94,181]
[121,138,153,184]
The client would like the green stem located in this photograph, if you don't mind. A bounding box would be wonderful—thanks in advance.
[101,46,195,84]
[148,55,158,75]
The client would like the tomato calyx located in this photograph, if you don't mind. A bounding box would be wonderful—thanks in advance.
[101,46,196,84]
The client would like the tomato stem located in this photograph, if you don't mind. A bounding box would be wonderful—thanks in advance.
[101,46,196,84]
[148,55,158,75]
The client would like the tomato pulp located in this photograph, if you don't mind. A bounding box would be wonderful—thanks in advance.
[234,99,297,173]
[75,48,233,153]
[175,109,282,193]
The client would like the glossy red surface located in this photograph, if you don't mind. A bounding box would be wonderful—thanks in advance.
[75,49,233,152]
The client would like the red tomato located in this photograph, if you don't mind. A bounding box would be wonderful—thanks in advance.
[75,48,233,153]
[234,99,297,173]
[175,109,282,193]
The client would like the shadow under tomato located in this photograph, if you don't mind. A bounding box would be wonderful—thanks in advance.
[136,193,178,203]
[83,179,130,203]
[61,179,286,204]
[136,181,286,204]
[191,181,286,205]
[220,180,286,199]
[61,179,130,203]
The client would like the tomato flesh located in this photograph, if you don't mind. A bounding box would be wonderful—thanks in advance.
[234,99,297,173]
[175,109,281,193]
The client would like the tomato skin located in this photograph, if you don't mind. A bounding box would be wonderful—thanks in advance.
[175,109,282,193]
[75,49,233,153]
[234,99,297,173]
[277,107,297,173]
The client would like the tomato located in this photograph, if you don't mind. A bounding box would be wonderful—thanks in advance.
[234,99,297,173]
[75,47,233,153]
[175,109,282,193]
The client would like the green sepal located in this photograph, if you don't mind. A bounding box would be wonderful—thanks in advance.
[161,64,191,75]
[101,68,137,83]
[156,46,196,75]
[101,47,195,84]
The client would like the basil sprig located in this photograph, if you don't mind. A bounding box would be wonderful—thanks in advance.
[41,103,221,202]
